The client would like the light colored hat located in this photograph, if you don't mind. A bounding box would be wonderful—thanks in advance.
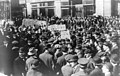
[28,47,38,55]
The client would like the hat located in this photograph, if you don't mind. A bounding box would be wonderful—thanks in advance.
[78,58,89,65]
[12,47,19,51]
[110,54,119,63]
[19,47,25,53]
[45,43,51,49]
[65,54,72,61]
[28,47,38,55]
[65,54,78,62]
[54,44,61,49]
[61,46,68,52]
[93,56,102,65]
[12,40,19,44]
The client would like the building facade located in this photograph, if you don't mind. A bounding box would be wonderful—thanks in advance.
[95,0,120,17]
[19,0,95,18]
[0,0,10,20]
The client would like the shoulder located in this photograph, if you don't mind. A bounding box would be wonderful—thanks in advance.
[57,55,65,61]
[40,52,53,58]
[14,57,21,62]
[89,68,104,76]
[72,71,88,76]
[62,65,73,71]
[26,57,34,63]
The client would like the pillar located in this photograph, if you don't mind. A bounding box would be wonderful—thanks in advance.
[37,3,40,16]
[104,0,111,17]
[54,0,61,18]
[26,0,32,16]
[95,0,104,16]
[95,0,111,17]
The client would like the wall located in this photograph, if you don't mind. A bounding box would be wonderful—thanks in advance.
[95,0,111,16]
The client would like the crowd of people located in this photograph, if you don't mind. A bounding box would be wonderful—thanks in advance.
[0,15,120,76]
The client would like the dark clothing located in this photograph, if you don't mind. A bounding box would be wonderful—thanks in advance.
[57,54,67,68]
[0,44,12,75]
[71,70,88,76]
[26,56,46,76]
[39,51,56,76]
[56,54,67,76]
[13,57,26,76]
[89,67,104,76]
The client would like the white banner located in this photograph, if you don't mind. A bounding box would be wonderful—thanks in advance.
[61,30,70,39]
[48,24,66,31]
[22,19,47,28]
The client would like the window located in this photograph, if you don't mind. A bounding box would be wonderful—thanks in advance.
[32,4,37,7]
[48,2,54,6]
[61,2,69,6]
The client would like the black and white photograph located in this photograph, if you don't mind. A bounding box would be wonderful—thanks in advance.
[0,0,120,76]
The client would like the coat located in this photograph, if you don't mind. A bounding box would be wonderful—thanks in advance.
[71,69,88,76]
[89,67,105,76]
[61,64,73,76]
[26,56,45,76]
[56,54,67,76]
[39,51,56,76]
[13,57,26,76]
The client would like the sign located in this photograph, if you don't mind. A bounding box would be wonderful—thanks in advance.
[35,20,47,26]
[61,30,70,39]
[48,24,66,31]
[7,20,14,25]
[22,19,47,27]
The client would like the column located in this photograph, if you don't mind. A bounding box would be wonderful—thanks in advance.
[26,0,32,16]
[95,0,104,16]
[95,0,111,17]
[37,3,40,16]
[104,0,111,17]
[54,0,61,18]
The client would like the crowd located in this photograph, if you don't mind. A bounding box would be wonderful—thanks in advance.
[0,15,120,76]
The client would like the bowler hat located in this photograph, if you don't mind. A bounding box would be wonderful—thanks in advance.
[28,47,38,55]
[93,56,102,65]
[65,54,78,62]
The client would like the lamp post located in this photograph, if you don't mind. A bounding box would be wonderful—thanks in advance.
[25,0,27,18]
[71,0,73,17]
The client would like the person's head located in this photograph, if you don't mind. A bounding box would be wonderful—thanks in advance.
[28,47,38,56]
[45,43,52,51]
[65,54,78,67]
[93,56,103,68]
[61,46,68,53]
[19,47,26,58]
[27,40,32,46]
[110,54,119,64]
[78,58,89,69]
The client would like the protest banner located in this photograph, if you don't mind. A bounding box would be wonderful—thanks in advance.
[60,30,71,39]
[22,19,47,28]
[48,24,66,31]
[7,20,14,25]
[57,24,66,31]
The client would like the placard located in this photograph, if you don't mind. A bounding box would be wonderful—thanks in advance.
[48,24,66,31]
[61,30,70,39]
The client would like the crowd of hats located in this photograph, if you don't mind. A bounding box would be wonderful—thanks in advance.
[1,15,120,75]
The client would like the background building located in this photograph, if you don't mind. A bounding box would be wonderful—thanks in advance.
[19,0,95,18]
[95,0,120,17]
[11,0,22,18]
[0,0,10,20]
